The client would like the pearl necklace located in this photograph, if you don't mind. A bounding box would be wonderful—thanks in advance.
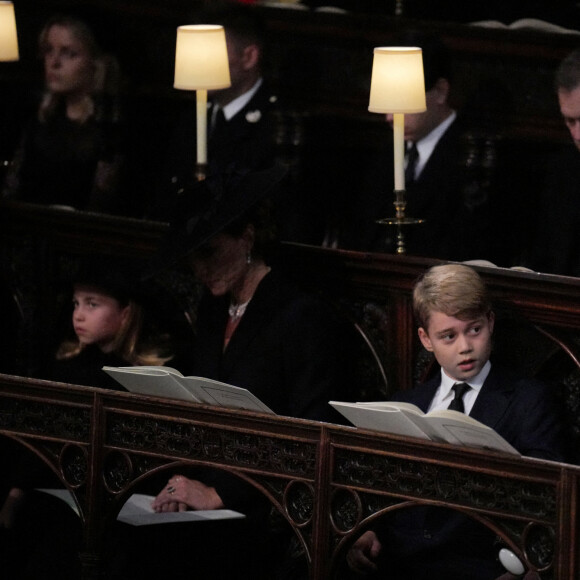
[228,299,251,321]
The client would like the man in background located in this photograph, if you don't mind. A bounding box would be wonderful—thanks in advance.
[148,3,278,219]
[528,47,580,277]
[342,33,495,262]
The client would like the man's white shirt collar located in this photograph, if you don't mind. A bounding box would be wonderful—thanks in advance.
[428,359,491,415]
[219,77,263,121]
[410,110,457,178]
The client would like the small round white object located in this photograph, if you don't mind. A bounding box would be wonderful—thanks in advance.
[498,548,526,576]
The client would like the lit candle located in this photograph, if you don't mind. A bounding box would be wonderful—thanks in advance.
[393,113,405,190]
[196,89,208,165]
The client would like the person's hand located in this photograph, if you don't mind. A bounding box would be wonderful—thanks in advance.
[151,475,224,513]
[0,487,26,530]
[346,530,382,575]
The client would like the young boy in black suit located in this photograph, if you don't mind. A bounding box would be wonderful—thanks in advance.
[346,263,571,580]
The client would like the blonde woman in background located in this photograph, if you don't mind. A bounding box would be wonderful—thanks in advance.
[2,13,127,214]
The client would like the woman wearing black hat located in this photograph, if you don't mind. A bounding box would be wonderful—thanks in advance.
[109,165,356,579]
[147,163,354,420]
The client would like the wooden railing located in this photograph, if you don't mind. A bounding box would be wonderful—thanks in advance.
[0,373,578,579]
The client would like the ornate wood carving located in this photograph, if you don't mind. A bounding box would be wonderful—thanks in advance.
[0,378,578,579]
[332,447,557,521]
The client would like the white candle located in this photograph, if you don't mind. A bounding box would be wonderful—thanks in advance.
[393,112,405,190]
[196,89,208,165]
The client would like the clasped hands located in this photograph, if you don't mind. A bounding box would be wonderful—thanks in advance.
[152,475,224,513]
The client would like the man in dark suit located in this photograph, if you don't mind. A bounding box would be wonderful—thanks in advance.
[148,4,278,220]
[528,47,580,278]
[346,264,571,580]
[343,35,494,261]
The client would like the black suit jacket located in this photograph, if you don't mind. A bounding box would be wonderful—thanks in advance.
[206,85,277,176]
[393,364,570,462]
[192,270,354,422]
[344,116,494,261]
[371,364,571,580]
[186,270,355,511]
[149,82,278,219]
[528,145,580,277]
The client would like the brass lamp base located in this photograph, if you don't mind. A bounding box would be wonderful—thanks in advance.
[376,189,424,254]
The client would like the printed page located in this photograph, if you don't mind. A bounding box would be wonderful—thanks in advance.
[178,376,275,414]
[36,491,246,526]
[354,401,425,415]
[36,488,80,516]
[102,367,200,402]
[424,411,520,455]
[111,366,184,377]
[329,401,431,439]
[117,494,246,526]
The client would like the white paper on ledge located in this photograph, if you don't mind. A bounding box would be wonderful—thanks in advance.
[36,490,245,526]
[117,494,246,526]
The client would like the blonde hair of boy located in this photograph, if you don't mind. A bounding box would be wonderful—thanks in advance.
[413,264,492,331]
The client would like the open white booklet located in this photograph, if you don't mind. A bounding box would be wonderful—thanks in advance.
[36,489,245,526]
[102,366,274,414]
[329,400,519,456]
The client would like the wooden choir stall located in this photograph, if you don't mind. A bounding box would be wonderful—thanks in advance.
[0,203,579,579]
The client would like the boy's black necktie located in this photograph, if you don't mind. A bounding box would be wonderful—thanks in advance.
[448,382,470,413]
[405,141,419,186]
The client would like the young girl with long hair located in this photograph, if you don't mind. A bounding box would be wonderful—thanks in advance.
[51,256,176,388]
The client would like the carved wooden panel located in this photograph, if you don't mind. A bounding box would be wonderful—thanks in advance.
[0,377,578,579]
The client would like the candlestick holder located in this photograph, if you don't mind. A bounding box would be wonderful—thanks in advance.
[195,162,208,182]
[367,46,426,255]
[376,189,424,254]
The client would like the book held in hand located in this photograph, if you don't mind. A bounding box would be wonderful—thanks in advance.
[103,366,274,414]
[329,400,519,456]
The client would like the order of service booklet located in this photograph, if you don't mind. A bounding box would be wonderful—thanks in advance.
[329,400,519,456]
[36,489,245,526]
[102,366,274,414]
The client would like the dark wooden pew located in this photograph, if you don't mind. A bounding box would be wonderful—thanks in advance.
[0,201,579,577]
[0,373,578,578]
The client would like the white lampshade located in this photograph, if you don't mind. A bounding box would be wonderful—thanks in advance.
[174,25,231,90]
[368,47,426,114]
[0,1,19,62]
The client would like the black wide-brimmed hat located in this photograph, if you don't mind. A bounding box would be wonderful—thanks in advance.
[72,254,146,305]
[146,162,288,277]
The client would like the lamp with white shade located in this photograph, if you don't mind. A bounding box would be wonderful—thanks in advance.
[368,46,426,254]
[0,1,19,62]
[174,24,231,181]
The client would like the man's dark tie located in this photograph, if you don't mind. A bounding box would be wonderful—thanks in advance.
[448,382,470,413]
[210,106,226,138]
[405,141,419,187]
